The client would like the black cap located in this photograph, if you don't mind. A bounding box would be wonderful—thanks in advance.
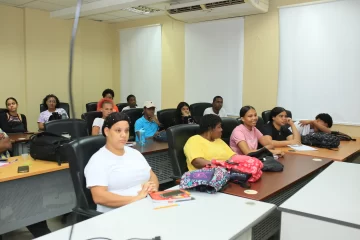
[102,112,131,137]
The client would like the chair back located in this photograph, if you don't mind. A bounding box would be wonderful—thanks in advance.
[189,102,212,123]
[166,124,199,177]
[221,118,239,145]
[116,103,128,112]
[122,108,143,139]
[44,119,88,139]
[40,102,70,118]
[86,102,97,112]
[60,135,106,211]
[157,108,176,129]
[0,108,7,113]
[81,111,103,135]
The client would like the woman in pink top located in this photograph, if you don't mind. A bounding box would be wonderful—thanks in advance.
[230,106,283,156]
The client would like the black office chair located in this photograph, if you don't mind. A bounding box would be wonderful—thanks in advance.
[60,136,105,222]
[116,103,128,112]
[262,109,293,124]
[166,124,199,178]
[221,118,239,145]
[157,109,176,129]
[81,111,103,135]
[44,119,88,139]
[189,102,212,123]
[40,102,70,118]
[86,102,97,113]
[0,108,7,113]
[122,108,143,140]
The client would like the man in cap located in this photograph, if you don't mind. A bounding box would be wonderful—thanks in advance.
[134,101,163,141]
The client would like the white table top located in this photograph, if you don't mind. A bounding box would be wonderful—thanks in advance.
[280,161,360,228]
[37,190,275,240]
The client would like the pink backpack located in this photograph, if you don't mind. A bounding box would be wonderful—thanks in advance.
[210,155,263,182]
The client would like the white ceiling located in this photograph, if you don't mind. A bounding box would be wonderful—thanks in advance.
[0,0,177,23]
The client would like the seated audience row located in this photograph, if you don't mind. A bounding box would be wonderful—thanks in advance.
[183,105,333,171]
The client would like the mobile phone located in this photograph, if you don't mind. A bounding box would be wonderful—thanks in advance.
[18,166,29,173]
[161,190,184,198]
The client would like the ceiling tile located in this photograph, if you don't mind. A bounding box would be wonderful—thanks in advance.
[21,1,67,10]
[0,0,33,6]
[86,13,119,21]
[84,0,101,2]
[40,0,77,7]
[106,17,129,23]
[145,2,170,11]
[106,10,140,18]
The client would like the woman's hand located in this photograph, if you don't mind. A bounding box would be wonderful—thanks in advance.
[271,149,285,157]
[146,181,158,192]
[137,182,151,199]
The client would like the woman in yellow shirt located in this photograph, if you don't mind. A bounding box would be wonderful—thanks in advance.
[184,114,235,171]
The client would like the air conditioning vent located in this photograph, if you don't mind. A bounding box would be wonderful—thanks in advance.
[168,5,202,14]
[205,0,245,9]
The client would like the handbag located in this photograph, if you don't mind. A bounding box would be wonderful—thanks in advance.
[179,167,230,194]
[29,132,71,165]
[247,147,284,172]
[211,155,263,182]
[301,132,340,149]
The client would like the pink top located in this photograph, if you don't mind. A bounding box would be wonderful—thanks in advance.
[230,124,263,155]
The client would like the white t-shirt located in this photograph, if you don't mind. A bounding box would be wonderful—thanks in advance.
[92,118,104,135]
[84,146,151,213]
[291,122,315,136]
[203,107,227,117]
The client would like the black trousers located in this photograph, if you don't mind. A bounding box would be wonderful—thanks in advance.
[0,220,50,239]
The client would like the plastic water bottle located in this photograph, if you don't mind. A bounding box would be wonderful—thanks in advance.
[138,129,146,146]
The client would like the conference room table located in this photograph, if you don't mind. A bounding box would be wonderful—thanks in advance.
[222,154,333,240]
[36,188,276,240]
[132,139,173,184]
[278,137,360,162]
[279,161,360,240]
[0,156,75,235]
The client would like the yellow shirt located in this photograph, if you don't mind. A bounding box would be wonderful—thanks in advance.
[184,135,235,171]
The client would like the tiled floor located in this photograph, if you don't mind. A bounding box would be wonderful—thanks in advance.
[2,216,69,240]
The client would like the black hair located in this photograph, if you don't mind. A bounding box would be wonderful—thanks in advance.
[174,102,190,124]
[102,89,115,98]
[102,112,131,137]
[5,97,18,106]
[316,113,333,128]
[42,94,60,110]
[213,96,223,103]
[126,94,136,102]
[239,106,256,118]
[199,114,222,134]
[269,107,286,122]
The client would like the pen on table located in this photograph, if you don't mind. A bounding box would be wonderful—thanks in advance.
[154,204,178,210]
[9,159,18,164]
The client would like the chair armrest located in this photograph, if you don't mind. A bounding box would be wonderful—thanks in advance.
[73,208,102,218]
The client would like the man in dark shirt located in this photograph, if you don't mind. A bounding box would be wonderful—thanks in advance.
[261,107,301,147]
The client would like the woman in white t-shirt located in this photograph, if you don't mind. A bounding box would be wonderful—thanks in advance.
[92,100,114,136]
[85,112,159,213]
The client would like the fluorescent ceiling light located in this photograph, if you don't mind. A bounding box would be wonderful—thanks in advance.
[123,5,161,14]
